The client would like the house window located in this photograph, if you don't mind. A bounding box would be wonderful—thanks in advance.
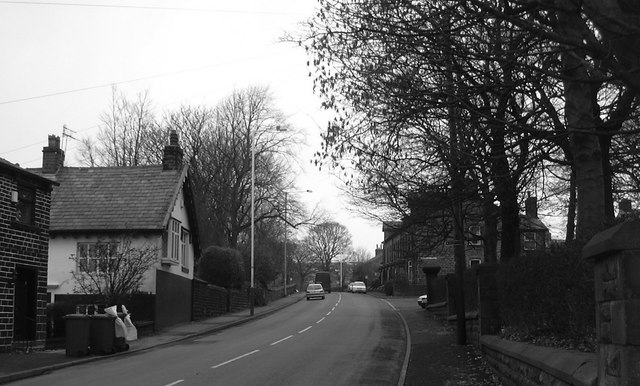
[180,228,190,269]
[468,225,482,246]
[162,218,185,264]
[15,185,36,226]
[77,242,119,272]
[523,232,537,250]
[469,258,481,266]
[166,218,181,262]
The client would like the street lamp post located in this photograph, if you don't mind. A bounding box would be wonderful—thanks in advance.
[284,191,288,297]
[250,130,255,316]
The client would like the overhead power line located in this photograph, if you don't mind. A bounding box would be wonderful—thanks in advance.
[0,49,287,106]
[0,0,305,15]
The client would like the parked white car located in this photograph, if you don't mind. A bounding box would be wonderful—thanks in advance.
[351,281,367,294]
[418,294,428,308]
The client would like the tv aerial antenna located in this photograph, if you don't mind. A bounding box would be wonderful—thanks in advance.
[62,124,78,154]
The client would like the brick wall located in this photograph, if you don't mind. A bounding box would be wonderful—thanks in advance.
[192,279,228,320]
[0,171,53,352]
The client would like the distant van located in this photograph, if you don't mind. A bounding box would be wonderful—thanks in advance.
[314,271,331,293]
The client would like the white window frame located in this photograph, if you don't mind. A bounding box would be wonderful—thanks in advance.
[180,227,190,268]
[76,242,119,273]
[469,258,482,266]
[163,218,182,264]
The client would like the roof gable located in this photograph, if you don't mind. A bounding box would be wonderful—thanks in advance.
[49,165,186,232]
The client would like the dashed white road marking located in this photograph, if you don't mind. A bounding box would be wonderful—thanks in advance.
[211,349,260,369]
[164,381,184,386]
[270,335,293,346]
[211,294,343,374]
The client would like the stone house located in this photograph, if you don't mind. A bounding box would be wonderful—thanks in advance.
[0,157,57,352]
[33,132,200,329]
[379,195,551,285]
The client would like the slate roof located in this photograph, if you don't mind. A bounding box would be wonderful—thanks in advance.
[0,157,58,187]
[43,165,187,233]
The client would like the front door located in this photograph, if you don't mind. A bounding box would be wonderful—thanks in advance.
[13,266,37,341]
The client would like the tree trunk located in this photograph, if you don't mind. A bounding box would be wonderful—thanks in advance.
[566,166,577,244]
[558,9,607,243]
[489,123,520,262]
[482,200,498,263]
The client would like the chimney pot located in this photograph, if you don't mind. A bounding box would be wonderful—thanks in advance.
[42,134,65,174]
[163,130,184,171]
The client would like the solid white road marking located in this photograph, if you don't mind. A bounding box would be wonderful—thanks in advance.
[316,317,325,324]
[270,335,293,346]
[164,381,184,386]
[298,326,312,333]
[211,349,260,369]
[384,300,397,311]
[326,311,332,315]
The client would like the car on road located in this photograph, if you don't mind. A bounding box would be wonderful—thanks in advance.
[347,282,354,292]
[351,281,367,294]
[418,294,428,308]
[306,283,325,300]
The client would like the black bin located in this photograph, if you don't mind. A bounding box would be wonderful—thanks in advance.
[63,314,91,357]
[89,314,116,355]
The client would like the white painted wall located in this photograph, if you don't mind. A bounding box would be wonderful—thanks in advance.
[47,183,196,302]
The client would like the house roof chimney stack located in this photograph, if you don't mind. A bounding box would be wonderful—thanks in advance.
[525,195,538,218]
[42,135,65,174]
[163,130,184,171]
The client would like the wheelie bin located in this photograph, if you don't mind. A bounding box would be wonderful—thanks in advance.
[63,314,91,357]
[89,314,116,355]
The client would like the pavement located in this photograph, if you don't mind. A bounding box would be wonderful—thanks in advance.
[381,296,503,385]
[0,291,501,385]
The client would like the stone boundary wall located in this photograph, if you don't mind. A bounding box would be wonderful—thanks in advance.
[480,335,597,386]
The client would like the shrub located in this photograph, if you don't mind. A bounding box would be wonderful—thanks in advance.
[497,245,595,344]
[197,246,245,289]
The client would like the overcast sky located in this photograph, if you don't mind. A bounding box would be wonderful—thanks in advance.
[0,0,383,254]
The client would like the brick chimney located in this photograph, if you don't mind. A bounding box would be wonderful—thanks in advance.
[42,135,65,174]
[162,130,183,171]
[525,196,538,218]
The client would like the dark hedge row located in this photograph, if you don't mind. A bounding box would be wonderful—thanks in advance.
[497,246,596,344]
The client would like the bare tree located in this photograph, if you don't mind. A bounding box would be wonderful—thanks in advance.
[289,240,316,290]
[345,247,372,263]
[305,222,352,271]
[78,87,159,167]
[69,237,159,305]
[191,86,296,247]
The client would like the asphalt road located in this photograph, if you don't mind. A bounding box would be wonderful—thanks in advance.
[11,293,406,386]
